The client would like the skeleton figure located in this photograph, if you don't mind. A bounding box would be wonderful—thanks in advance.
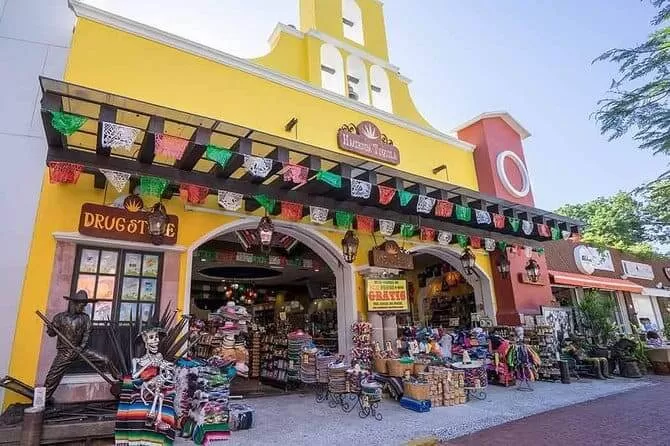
[132,328,175,431]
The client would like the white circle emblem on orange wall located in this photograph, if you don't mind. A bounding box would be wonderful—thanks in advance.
[496,150,530,198]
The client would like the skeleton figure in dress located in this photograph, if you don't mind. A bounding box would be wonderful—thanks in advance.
[132,327,175,430]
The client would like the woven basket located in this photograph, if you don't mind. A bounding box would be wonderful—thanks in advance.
[404,382,430,401]
[414,360,430,375]
[388,359,414,377]
[374,358,389,374]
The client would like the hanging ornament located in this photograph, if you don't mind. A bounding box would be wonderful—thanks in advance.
[420,227,436,242]
[50,111,86,136]
[282,163,308,185]
[522,220,534,235]
[470,236,482,249]
[497,240,508,252]
[48,162,83,184]
[309,206,329,224]
[244,155,273,178]
[417,195,436,214]
[400,223,415,238]
[562,230,572,240]
[551,227,561,240]
[456,234,469,248]
[356,215,374,233]
[484,238,496,251]
[475,209,492,225]
[154,133,189,160]
[350,179,372,199]
[455,205,472,222]
[535,247,545,256]
[139,176,168,197]
[379,219,395,236]
[335,211,354,228]
[179,184,209,204]
[537,223,551,238]
[280,201,303,221]
[492,213,506,229]
[205,145,233,168]
[217,190,243,211]
[524,246,533,258]
[508,217,521,232]
[377,185,396,205]
[101,122,139,151]
[316,170,342,188]
[435,200,454,218]
[437,231,452,245]
[398,190,415,207]
[253,194,276,213]
[99,169,130,192]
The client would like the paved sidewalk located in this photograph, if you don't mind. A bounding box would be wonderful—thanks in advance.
[175,378,651,446]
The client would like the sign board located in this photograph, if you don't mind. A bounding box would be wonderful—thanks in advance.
[368,241,414,270]
[78,203,178,245]
[366,279,409,312]
[573,245,614,275]
[337,121,400,165]
[622,260,654,281]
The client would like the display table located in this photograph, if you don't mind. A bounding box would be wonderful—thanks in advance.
[646,346,670,374]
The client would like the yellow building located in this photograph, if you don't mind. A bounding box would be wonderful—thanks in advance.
[4,0,579,407]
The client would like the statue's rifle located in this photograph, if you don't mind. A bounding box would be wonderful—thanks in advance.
[36,310,116,386]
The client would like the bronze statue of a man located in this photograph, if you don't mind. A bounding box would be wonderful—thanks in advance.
[43,290,119,400]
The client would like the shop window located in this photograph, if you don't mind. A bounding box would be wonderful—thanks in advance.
[369,65,392,113]
[342,0,364,45]
[320,44,345,96]
[69,246,162,373]
[346,55,370,104]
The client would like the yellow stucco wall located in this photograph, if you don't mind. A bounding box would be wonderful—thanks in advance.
[4,8,489,406]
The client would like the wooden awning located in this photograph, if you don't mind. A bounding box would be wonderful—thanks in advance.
[38,77,582,248]
[549,271,644,293]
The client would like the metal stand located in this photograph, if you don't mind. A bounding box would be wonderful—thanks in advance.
[358,394,383,421]
[465,388,487,400]
[517,377,534,391]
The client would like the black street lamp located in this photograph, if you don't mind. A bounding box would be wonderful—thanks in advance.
[257,216,274,251]
[460,247,476,275]
[496,254,511,278]
[147,202,168,244]
[341,230,359,263]
[525,259,541,283]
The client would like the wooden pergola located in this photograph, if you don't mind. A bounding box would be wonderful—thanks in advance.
[40,77,581,248]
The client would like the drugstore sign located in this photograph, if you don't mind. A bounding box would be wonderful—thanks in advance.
[78,203,178,245]
[366,279,409,312]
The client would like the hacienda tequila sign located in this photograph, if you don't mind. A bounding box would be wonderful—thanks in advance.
[337,121,400,165]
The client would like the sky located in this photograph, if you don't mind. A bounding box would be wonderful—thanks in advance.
[83,0,668,212]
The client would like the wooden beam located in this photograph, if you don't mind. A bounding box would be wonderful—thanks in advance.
[94,172,107,189]
[137,116,164,164]
[175,127,212,171]
[240,146,289,184]
[40,93,67,150]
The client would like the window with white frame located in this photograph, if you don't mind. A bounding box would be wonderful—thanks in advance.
[369,65,392,112]
[342,0,364,45]
[346,55,369,104]
[320,43,345,96]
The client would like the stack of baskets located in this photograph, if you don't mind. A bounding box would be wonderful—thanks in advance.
[387,358,415,377]
[403,380,430,402]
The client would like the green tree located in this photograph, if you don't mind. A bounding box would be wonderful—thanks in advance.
[555,192,655,256]
[594,0,670,161]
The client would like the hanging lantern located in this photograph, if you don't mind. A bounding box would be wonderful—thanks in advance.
[225,288,233,299]
[460,247,476,275]
[341,230,359,263]
[147,203,168,244]
[496,254,511,279]
[257,216,274,250]
[525,259,541,283]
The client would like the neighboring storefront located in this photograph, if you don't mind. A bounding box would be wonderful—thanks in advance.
[544,241,670,335]
[3,0,582,409]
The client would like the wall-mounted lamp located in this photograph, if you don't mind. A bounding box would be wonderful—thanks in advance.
[432,164,447,175]
[284,117,298,132]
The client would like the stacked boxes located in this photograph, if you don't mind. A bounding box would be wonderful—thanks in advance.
[425,366,467,407]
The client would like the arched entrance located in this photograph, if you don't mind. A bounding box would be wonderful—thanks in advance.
[183,218,356,355]
[408,245,496,324]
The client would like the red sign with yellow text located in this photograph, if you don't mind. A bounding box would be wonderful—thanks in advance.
[366,279,409,312]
